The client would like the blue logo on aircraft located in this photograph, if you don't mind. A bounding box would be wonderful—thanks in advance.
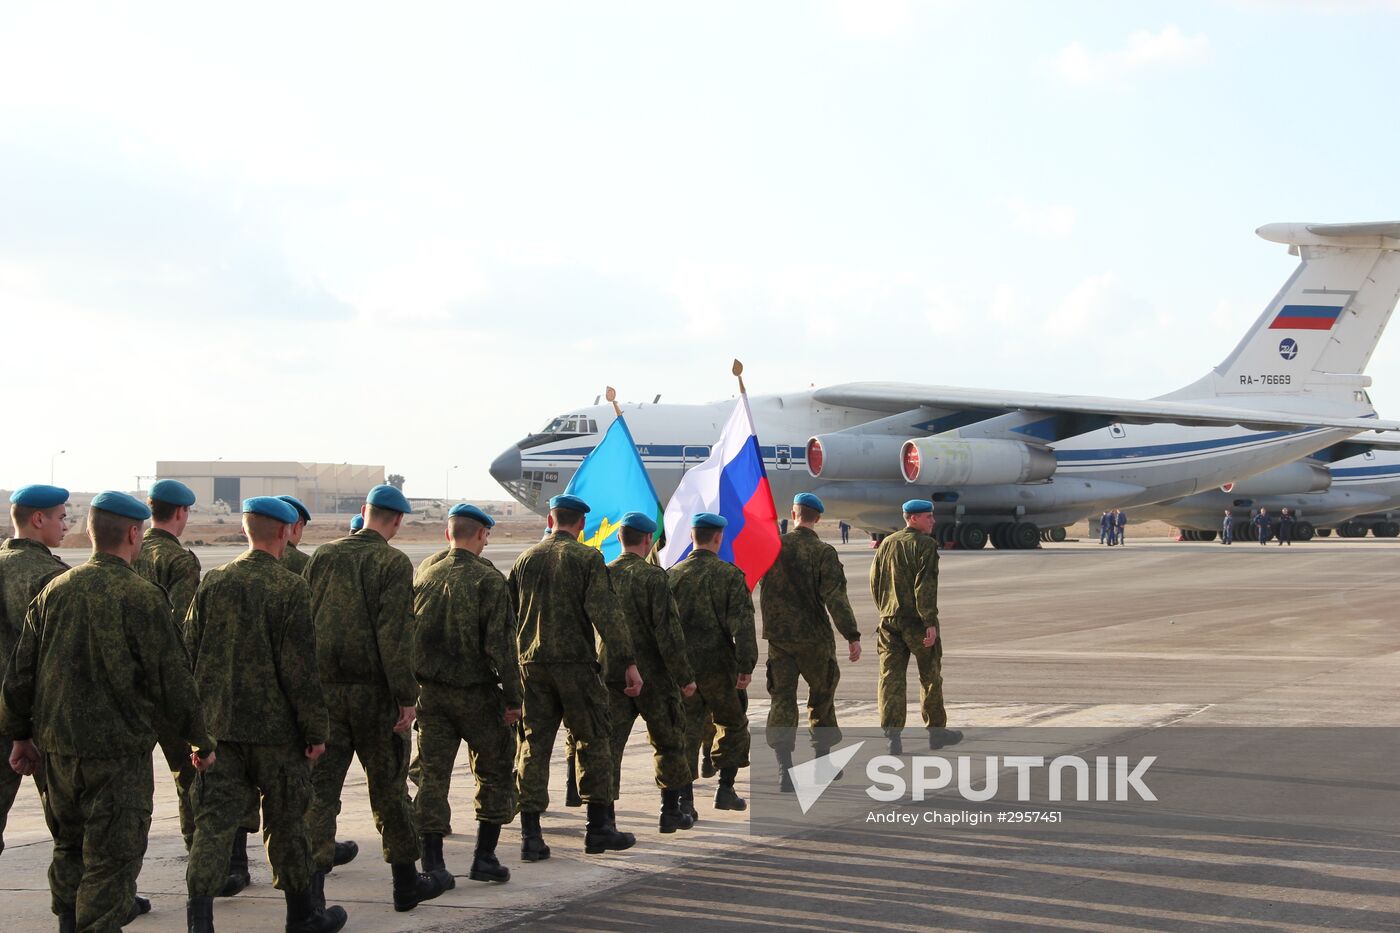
[1278,338,1298,360]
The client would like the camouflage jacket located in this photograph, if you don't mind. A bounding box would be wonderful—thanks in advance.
[603,552,695,688]
[868,526,939,626]
[304,530,417,706]
[280,542,310,576]
[414,547,453,582]
[0,539,69,681]
[508,532,634,668]
[667,549,757,677]
[413,549,522,704]
[185,549,328,746]
[758,526,860,645]
[0,552,213,757]
[133,527,202,623]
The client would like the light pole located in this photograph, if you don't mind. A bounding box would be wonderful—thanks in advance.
[50,450,65,485]
[446,464,459,503]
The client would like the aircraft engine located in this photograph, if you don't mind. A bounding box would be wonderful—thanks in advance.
[1224,461,1331,496]
[900,437,1057,486]
[806,434,906,480]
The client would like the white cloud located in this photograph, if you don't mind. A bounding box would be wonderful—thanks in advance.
[823,0,918,38]
[1007,199,1076,239]
[1052,26,1210,86]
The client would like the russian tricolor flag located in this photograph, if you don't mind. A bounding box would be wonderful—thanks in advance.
[1269,304,1343,331]
[658,397,781,591]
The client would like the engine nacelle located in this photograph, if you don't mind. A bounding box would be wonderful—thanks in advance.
[806,434,906,480]
[1224,461,1331,496]
[901,438,1057,486]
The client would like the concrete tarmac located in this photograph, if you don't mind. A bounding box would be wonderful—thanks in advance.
[8,536,1399,930]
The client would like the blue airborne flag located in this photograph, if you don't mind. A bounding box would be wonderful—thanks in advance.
[564,414,663,562]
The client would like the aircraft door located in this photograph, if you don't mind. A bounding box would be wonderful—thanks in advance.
[682,446,710,473]
[774,444,792,470]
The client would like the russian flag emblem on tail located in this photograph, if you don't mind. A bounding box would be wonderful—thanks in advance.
[1268,304,1343,330]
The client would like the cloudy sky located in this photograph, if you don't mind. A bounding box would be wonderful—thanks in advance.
[4,0,1400,500]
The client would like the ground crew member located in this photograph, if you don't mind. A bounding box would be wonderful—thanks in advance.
[1278,508,1295,545]
[759,493,861,791]
[1098,511,1110,545]
[303,485,447,912]
[0,486,70,853]
[0,491,215,933]
[132,479,205,852]
[184,497,347,933]
[508,493,641,860]
[278,495,313,575]
[869,499,962,756]
[413,503,521,887]
[604,512,697,832]
[1254,508,1271,545]
[668,512,756,815]
[1115,510,1128,546]
[1222,510,1233,545]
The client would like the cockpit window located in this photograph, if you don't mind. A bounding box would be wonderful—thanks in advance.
[586,419,598,433]
[537,415,599,435]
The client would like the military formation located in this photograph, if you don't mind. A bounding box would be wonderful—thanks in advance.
[0,479,956,932]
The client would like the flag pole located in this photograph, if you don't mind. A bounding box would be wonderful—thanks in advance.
[732,359,746,397]
[605,385,623,418]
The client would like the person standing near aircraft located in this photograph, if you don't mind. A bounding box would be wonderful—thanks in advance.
[1254,508,1271,545]
[838,520,850,544]
[1278,508,1295,546]
[1115,510,1128,546]
[1099,511,1111,545]
[869,500,961,756]
[1221,510,1233,545]
[759,493,861,791]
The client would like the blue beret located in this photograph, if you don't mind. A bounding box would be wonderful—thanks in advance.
[449,503,496,528]
[149,479,196,507]
[349,514,364,532]
[243,496,298,524]
[366,484,413,514]
[901,499,934,514]
[10,485,68,509]
[91,490,152,521]
[620,511,657,534]
[793,492,825,514]
[277,495,311,523]
[691,512,728,529]
[548,493,590,514]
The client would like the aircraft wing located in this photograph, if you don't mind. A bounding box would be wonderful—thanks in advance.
[811,382,1400,433]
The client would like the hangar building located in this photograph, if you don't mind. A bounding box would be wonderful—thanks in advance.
[151,461,386,514]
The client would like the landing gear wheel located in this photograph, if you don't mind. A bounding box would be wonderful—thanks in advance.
[935,524,956,548]
[1378,521,1400,538]
[1010,522,1040,549]
[1316,528,1332,538]
[1049,527,1067,543]
[990,523,1014,549]
[1198,530,1217,542]
[957,524,988,550]
[1294,520,1315,541]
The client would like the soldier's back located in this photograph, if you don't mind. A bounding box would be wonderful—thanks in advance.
[759,527,844,642]
[413,549,514,688]
[305,529,413,689]
[510,533,606,664]
[870,527,937,620]
[668,551,748,674]
[0,539,69,663]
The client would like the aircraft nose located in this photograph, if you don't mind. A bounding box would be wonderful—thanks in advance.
[489,445,522,484]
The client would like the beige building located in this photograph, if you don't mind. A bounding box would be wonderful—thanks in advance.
[152,461,386,513]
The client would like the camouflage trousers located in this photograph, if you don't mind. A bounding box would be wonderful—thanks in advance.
[414,682,517,832]
[684,671,750,776]
[188,741,314,896]
[607,679,690,797]
[308,683,419,871]
[876,618,946,734]
[517,663,614,813]
[0,738,49,855]
[155,720,198,849]
[765,640,843,752]
[43,751,152,933]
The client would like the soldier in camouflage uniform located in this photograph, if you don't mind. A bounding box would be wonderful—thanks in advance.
[668,512,757,814]
[131,479,204,852]
[303,485,447,912]
[277,495,313,576]
[605,512,698,832]
[413,504,521,886]
[868,499,962,756]
[184,497,346,933]
[759,493,861,789]
[508,494,640,860]
[0,491,215,933]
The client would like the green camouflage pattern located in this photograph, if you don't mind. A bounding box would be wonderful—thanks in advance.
[867,526,939,626]
[765,640,843,751]
[414,547,453,580]
[188,740,314,895]
[133,527,202,622]
[304,529,418,706]
[185,549,328,746]
[667,550,757,676]
[758,526,860,644]
[413,549,522,703]
[683,672,750,774]
[609,681,689,796]
[516,663,614,812]
[603,552,694,688]
[280,542,310,576]
[415,682,517,830]
[507,533,634,667]
[877,619,946,732]
[869,526,946,734]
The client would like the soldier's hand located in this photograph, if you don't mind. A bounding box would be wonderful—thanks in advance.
[848,640,862,662]
[923,626,938,647]
[504,706,523,726]
[306,743,326,764]
[192,749,216,773]
[623,664,643,698]
[736,673,752,690]
[681,681,697,698]
[394,706,417,734]
[9,739,39,776]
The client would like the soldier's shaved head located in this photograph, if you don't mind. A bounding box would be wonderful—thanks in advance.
[550,507,585,532]
[89,508,142,553]
[691,526,723,549]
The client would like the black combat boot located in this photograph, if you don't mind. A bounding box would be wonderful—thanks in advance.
[714,767,747,811]
[186,895,214,933]
[420,832,455,890]
[679,784,699,823]
[284,884,348,933]
[468,820,510,882]
[584,800,636,853]
[58,913,76,933]
[814,746,844,783]
[929,728,964,750]
[564,753,582,808]
[659,788,694,833]
[309,871,326,911]
[124,895,152,923]
[775,748,795,793]
[218,830,251,897]
[887,732,903,756]
[519,811,551,862]
[331,840,358,868]
[390,862,448,913]
[700,747,716,778]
